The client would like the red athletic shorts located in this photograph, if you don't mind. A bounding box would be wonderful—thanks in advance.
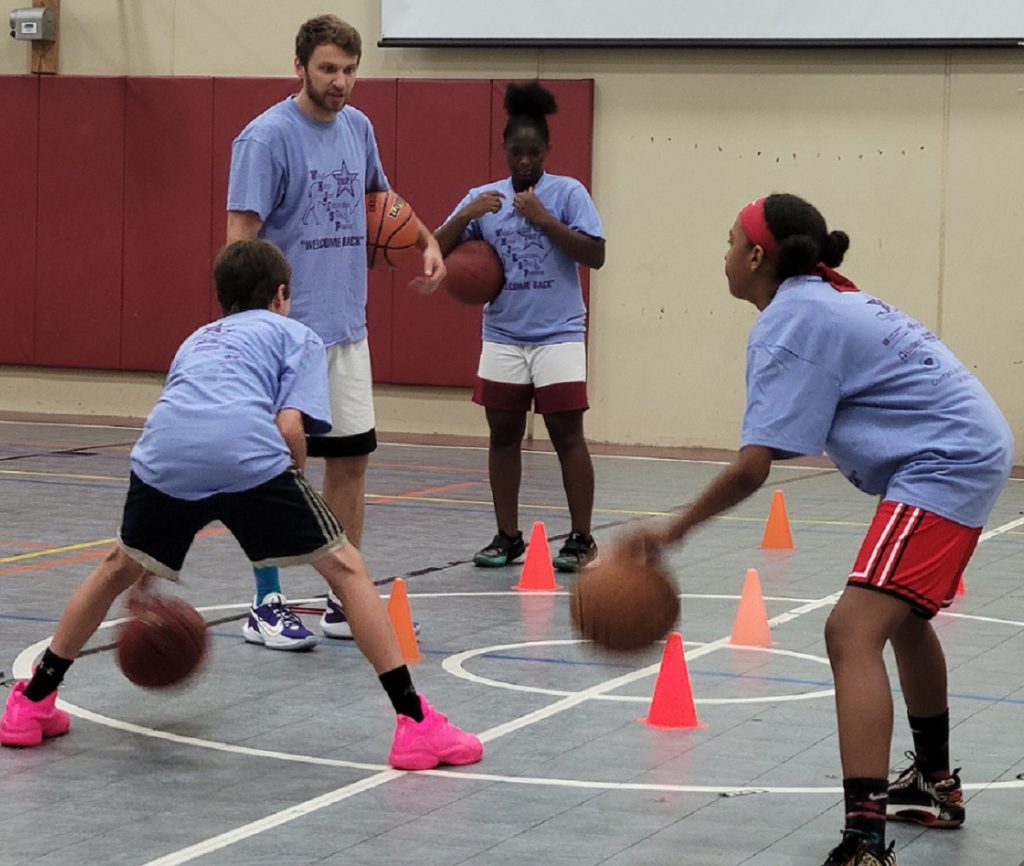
[848,500,981,618]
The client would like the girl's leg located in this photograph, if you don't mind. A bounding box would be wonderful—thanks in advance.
[484,408,527,536]
[823,586,914,860]
[543,409,594,535]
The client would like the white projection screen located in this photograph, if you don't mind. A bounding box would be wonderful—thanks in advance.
[380,1,1024,47]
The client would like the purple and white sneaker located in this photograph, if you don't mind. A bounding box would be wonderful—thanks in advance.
[242,592,318,651]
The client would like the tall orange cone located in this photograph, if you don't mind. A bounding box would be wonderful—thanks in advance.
[760,489,795,549]
[642,632,704,729]
[514,521,562,591]
[730,568,773,647]
[387,577,422,663]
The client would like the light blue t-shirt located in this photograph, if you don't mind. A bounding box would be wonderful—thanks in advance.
[227,98,389,346]
[448,172,604,344]
[741,275,1013,527]
[131,310,331,500]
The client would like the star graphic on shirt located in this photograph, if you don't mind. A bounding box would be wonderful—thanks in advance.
[333,161,360,198]
[517,225,546,251]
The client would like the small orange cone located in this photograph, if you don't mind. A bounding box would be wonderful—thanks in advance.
[642,632,704,729]
[514,521,562,591]
[730,568,773,647]
[955,575,967,596]
[760,489,795,549]
[387,577,422,663]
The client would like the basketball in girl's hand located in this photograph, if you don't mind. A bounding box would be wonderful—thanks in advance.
[366,190,420,269]
[116,593,209,689]
[570,547,680,652]
[440,240,505,305]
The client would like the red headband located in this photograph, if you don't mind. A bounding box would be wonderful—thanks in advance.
[737,197,777,258]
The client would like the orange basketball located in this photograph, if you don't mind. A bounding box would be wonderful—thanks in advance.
[440,240,504,305]
[365,190,420,269]
[116,594,209,689]
[570,548,680,652]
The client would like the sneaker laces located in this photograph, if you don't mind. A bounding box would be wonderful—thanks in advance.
[560,531,594,556]
[266,598,305,629]
[889,750,921,791]
[482,531,521,556]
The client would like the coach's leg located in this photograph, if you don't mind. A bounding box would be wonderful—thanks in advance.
[323,453,369,549]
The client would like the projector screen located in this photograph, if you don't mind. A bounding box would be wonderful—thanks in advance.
[380,0,1024,47]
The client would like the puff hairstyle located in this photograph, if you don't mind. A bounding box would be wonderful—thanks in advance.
[764,193,850,282]
[503,80,558,145]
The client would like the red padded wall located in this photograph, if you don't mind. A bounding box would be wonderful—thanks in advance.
[122,78,215,371]
[9,75,594,384]
[35,77,125,369]
[350,80,398,383]
[0,76,38,365]
[389,80,494,386]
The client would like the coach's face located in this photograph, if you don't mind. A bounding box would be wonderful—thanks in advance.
[296,43,359,121]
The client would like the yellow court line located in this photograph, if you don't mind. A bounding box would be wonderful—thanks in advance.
[0,537,116,564]
[0,468,124,482]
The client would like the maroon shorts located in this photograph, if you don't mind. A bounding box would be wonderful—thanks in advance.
[848,500,981,618]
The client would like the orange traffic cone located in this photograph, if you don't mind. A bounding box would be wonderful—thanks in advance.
[514,521,562,591]
[641,632,704,729]
[730,568,773,647]
[760,489,794,549]
[955,575,967,597]
[387,577,422,663]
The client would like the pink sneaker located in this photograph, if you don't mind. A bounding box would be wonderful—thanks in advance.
[388,695,483,771]
[1,681,71,748]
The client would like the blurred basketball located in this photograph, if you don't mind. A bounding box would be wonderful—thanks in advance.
[116,594,209,689]
[440,240,504,305]
[366,190,420,269]
[570,548,679,652]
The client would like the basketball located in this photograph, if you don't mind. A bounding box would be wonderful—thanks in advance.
[365,190,420,269]
[116,594,209,689]
[570,548,680,652]
[440,240,504,305]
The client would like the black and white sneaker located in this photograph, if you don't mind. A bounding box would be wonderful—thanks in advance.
[887,751,965,828]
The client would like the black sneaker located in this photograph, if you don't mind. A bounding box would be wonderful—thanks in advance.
[887,751,965,828]
[552,531,598,573]
[473,530,525,567]
[822,834,897,866]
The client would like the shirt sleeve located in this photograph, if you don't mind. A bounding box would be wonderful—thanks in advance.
[741,342,839,459]
[227,137,284,221]
[276,331,332,435]
[441,191,482,243]
[363,118,390,193]
[563,181,604,240]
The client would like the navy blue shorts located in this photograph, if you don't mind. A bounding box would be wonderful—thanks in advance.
[118,468,345,580]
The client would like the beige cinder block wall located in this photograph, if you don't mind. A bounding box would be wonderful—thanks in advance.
[2,1,1022,459]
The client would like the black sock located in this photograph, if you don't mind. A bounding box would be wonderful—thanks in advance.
[379,665,423,722]
[23,648,73,702]
[842,777,887,853]
[908,709,950,779]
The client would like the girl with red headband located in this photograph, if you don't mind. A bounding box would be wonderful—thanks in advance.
[623,193,1012,866]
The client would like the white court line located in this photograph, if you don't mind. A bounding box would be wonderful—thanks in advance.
[444,639,834,705]
[11,513,1024,866]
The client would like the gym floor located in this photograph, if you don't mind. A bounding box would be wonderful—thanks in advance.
[2,418,1023,866]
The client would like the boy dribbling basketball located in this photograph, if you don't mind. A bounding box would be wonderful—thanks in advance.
[1,239,482,772]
